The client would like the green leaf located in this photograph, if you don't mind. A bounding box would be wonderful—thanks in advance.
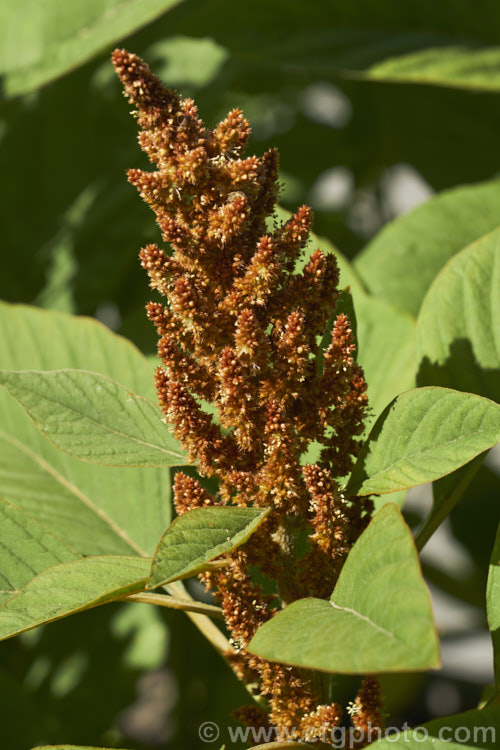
[148,507,270,588]
[487,523,500,692]
[355,295,416,429]
[369,706,500,748]
[414,456,485,551]
[355,180,500,317]
[0,498,79,605]
[417,228,500,403]
[363,46,500,92]
[372,489,407,513]
[347,387,500,496]
[0,302,157,396]
[0,0,183,99]
[0,303,171,556]
[0,369,186,467]
[249,504,439,673]
[0,556,150,642]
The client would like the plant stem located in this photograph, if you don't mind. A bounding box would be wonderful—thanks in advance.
[166,583,269,708]
[123,590,224,619]
[166,580,233,652]
[183,609,233,652]
[414,456,483,552]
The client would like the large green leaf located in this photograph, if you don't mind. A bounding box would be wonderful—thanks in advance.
[0,369,185,467]
[33,747,130,749]
[248,504,439,673]
[0,556,150,641]
[347,387,500,496]
[417,228,500,403]
[355,295,416,428]
[0,498,79,606]
[0,0,183,99]
[149,507,270,587]
[370,706,500,749]
[487,523,500,692]
[0,303,157,396]
[0,303,172,556]
[355,180,500,317]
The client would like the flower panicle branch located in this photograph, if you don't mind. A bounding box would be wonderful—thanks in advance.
[112,48,381,741]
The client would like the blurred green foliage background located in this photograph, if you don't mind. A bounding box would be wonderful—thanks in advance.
[1,1,500,747]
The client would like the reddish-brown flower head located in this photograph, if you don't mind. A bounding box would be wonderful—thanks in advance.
[113,47,373,739]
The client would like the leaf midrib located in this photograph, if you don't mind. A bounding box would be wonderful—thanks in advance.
[330,600,398,641]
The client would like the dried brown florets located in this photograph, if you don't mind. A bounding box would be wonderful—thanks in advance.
[299,702,343,742]
[113,47,374,739]
[232,703,270,733]
[172,472,216,515]
[350,676,385,747]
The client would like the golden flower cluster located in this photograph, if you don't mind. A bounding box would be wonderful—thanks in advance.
[350,676,386,748]
[113,48,381,742]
